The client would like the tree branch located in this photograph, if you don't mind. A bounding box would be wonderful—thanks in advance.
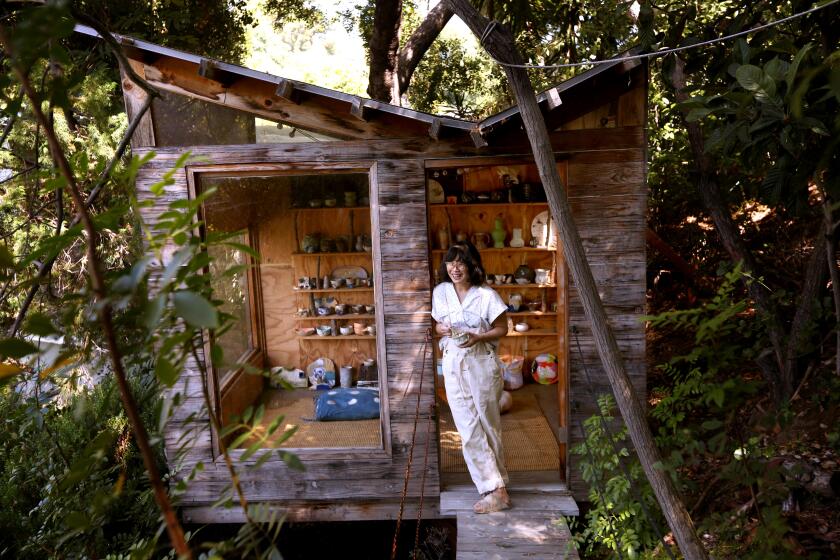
[397,1,453,95]
[0,26,191,559]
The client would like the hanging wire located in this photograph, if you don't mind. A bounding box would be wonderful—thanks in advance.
[571,325,677,560]
[479,0,840,70]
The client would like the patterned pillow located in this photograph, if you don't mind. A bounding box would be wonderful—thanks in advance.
[314,388,380,421]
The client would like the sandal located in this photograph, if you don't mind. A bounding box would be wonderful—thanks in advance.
[473,487,511,514]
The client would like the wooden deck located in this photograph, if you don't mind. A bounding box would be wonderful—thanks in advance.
[441,480,580,559]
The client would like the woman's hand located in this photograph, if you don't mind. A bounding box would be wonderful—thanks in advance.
[435,322,452,336]
[458,331,483,348]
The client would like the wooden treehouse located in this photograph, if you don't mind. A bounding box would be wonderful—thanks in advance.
[79,23,648,559]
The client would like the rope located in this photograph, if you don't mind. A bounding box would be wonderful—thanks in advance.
[391,329,432,560]
[571,326,677,560]
[478,0,839,70]
[412,402,435,560]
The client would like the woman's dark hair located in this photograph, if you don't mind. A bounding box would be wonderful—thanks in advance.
[438,240,485,286]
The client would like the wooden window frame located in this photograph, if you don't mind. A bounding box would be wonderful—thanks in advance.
[185,161,392,462]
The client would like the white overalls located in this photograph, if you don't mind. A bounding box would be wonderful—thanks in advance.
[432,283,509,494]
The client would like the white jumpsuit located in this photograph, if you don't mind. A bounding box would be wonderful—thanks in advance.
[432,283,509,494]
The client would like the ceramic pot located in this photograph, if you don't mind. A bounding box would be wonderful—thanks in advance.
[471,232,490,250]
[316,306,332,316]
[330,278,343,289]
[508,293,523,312]
[301,234,320,254]
[351,304,365,314]
[315,325,332,336]
[324,197,337,207]
[509,228,525,248]
[335,304,348,315]
[514,263,535,283]
[364,304,375,314]
[339,325,353,335]
[514,322,530,332]
[534,268,550,285]
[491,218,506,248]
[344,278,356,289]
[340,365,354,386]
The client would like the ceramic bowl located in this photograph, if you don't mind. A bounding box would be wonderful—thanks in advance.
[526,302,540,312]
[344,278,356,289]
[449,330,469,346]
[308,199,323,208]
[316,306,332,316]
[296,327,316,336]
[339,326,353,335]
[365,304,375,314]
[363,325,376,336]
[351,304,365,314]
[315,325,332,336]
[324,198,337,208]
[330,278,343,289]
[514,322,530,333]
[515,277,530,285]
[335,304,348,315]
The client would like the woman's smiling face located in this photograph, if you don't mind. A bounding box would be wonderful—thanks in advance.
[446,259,468,284]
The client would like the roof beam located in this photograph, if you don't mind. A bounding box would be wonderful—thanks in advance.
[275,78,299,104]
[428,118,442,140]
[350,97,371,121]
[198,58,237,87]
[470,127,488,148]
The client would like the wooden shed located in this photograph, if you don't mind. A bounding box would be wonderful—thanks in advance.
[79,23,647,554]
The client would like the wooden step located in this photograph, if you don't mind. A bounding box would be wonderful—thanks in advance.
[440,483,579,516]
[455,508,580,559]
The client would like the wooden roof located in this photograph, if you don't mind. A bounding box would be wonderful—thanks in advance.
[75,24,643,146]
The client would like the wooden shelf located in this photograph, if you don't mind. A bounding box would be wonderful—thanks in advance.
[429,202,548,209]
[292,206,370,212]
[298,335,376,340]
[295,314,375,321]
[506,311,557,317]
[431,247,554,253]
[293,287,374,293]
[488,283,556,290]
[292,251,372,257]
[504,329,557,337]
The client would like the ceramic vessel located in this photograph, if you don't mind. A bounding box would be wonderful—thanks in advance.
[324,197,337,208]
[471,232,490,250]
[514,263,535,283]
[514,322,530,332]
[344,278,356,289]
[335,304,348,315]
[534,268,550,285]
[308,199,323,208]
[365,304,375,314]
[296,327,316,336]
[339,325,353,335]
[344,191,357,207]
[315,325,332,336]
[351,304,365,314]
[508,293,523,312]
[509,228,525,248]
[330,278,343,289]
[491,217,506,248]
[301,234,320,254]
[316,306,332,316]
[340,365,354,387]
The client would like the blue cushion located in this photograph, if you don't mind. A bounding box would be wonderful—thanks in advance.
[314,388,380,421]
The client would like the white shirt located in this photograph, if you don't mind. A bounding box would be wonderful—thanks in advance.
[431,283,508,349]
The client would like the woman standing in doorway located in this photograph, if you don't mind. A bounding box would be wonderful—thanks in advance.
[431,241,511,513]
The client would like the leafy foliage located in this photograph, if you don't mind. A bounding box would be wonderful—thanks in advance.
[569,394,663,559]
[0,365,162,559]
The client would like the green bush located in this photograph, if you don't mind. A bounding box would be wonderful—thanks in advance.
[0,364,163,559]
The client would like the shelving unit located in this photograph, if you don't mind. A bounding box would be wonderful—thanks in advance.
[290,199,378,383]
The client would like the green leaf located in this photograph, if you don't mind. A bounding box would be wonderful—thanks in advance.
[143,295,166,332]
[172,291,219,328]
[23,313,59,337]
[278,450,304,471]
[786,43,814,91]
[0,245,15,270]
[155,356,179,387]
[0,338,40,359]
[64,511,90,531]
[736,64,764,91]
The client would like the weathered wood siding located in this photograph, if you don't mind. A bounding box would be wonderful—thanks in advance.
[135,144,438,510]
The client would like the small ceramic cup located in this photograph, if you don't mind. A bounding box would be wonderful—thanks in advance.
[514,322,530,332]
[344,278,356,289]
[365,304,375,314]
[316,306,332,316]
[351,304,365,314]
[316,325,332,336]
[324,198,337,208]
[364,325,376,336]
[339,325,353,335]
[330,278,343,289]
[335,304,348,315]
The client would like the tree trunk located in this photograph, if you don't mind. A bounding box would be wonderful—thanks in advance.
[397,2,454,95]
[444,1,708,558]
[367,0,402,102]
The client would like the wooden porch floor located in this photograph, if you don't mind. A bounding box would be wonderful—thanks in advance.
[440,475,580,559]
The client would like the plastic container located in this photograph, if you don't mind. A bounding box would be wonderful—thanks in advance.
[499,354,524,390]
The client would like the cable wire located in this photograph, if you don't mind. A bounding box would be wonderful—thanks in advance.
[481,0,840,70]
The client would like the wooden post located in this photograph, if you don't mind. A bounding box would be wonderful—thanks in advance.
[444,1,708,558]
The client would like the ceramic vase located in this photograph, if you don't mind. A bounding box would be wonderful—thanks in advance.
[491,218,506,248]
[509,228,525,248]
